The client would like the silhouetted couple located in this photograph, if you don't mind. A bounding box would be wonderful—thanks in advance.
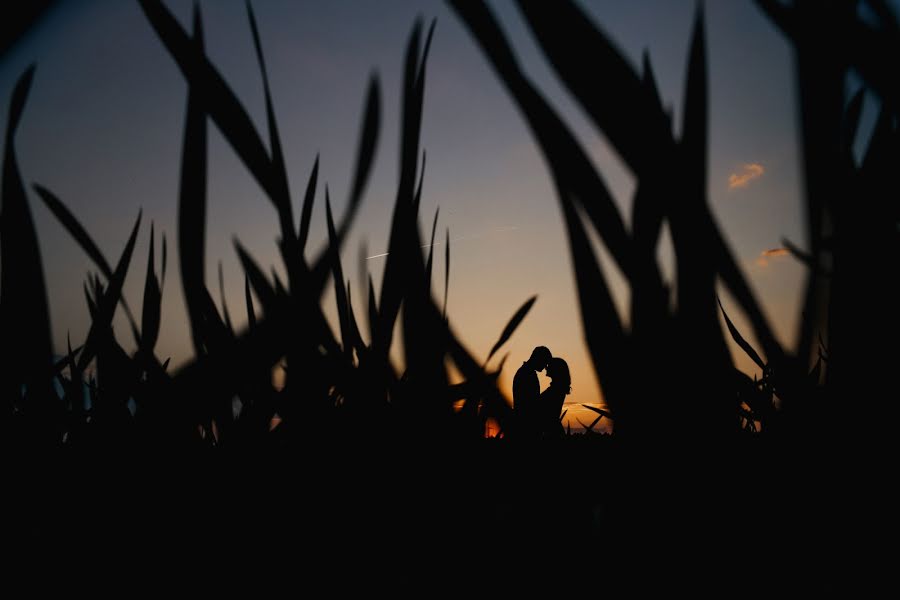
[513,346,570,439]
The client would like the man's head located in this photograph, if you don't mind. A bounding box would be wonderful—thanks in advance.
[526,346,552,372]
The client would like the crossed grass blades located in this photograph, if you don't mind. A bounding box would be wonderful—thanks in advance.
[3,0,895,583]
[450,0,899,443]
[3,1,898,450]
[1,1,540,452]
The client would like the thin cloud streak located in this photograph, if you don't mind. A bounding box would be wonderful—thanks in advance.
[728,163,765,189]
[756,246,789,267]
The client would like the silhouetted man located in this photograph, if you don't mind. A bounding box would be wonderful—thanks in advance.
[513,346,551,439]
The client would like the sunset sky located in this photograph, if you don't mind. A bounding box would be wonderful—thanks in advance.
[0,1,880,430]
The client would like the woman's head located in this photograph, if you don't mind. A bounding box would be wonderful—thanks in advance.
[546,357,571,392]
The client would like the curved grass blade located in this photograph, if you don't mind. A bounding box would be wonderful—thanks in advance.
[78,210,142,371]
[717,296,766,371]
[235,240,276,313]
[485,295,536,365]
[177,5,208,356]
[138,0,278,202]
[141,222,162,353]
[326,192,351,358]
[443,227,450,319]
[218,261,233,334]
[0,64,56,418]
[244,273,256,330]
[310,75,381,291]
[297,155,319,251]
[246,0,293,239]
[515,0,670,175]
[425,206,439,283]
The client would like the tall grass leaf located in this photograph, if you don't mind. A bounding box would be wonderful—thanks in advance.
[326,192,351,358]
[178,6,208,356]
[443,227,450,319]
[310,76,381,291]
[138,0,278,202]
[34,184,143,338]
[78,210,142,371]
[235,240,276,312]
[448,1,634,278]
[367,275,378,344]
[516,0,669,174]
[346,282,367,356]
[33,184,113,277]
[84,281,97,319]
[160,232,167,294]
[297,155,318,251]
[141,222,162,353]
[425,206,439,283]
[245,273,256,330]
[1,64,56,419]
[582,404,612,420]
[218,261,233,333]
[412,150,426,217]
[717,296,766,371]
[246,0,293,239]
[485,295,536,364]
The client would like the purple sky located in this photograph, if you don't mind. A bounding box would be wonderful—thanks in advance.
[0,1,879,424]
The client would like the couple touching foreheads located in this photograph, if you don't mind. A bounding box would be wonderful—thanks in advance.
[512,346,571,439]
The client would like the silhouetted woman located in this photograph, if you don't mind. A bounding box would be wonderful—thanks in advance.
[539,357,570,438]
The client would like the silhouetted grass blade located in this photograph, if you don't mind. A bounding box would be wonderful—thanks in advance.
[141,223,162,354]
[235,241,276,313]
[326,192,352,359]
[717,297,766,371]
[297,155,318,252]
[309,76,381,294]
[138,0,278,201]
[516,0,669,175]
[1,64,57,424]
[178,5,208,356]
[425,207,439,283]
[78,210,142,371]
[443,227,450,319]
[218,261,233,334]
[246,0,293,239]
[33,184,113,277]
[245,273,256,330]
[485,295,536,365]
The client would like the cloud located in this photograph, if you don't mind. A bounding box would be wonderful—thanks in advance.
[728,163,765,189]
[756,247,789,267]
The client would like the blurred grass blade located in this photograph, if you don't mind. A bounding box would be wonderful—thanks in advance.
[246,0,294,240]
[218,261,233,333]
[297,155,319,251]
[425,207,439,283]
[142,222,162,353]
[138,0,278,202]
[235,240,276,313]
[485,295,536,365]
[582,404,612,420]
[310,76,381,291]
[326,192,352,358]
[78,210,142,371]
[178,6,208,356]
[33,184,113,277]
[245,273,256,329]
[717,296,766,371]
[515,0,670,175]
[443,227,450,319]
[1,64,56,417]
